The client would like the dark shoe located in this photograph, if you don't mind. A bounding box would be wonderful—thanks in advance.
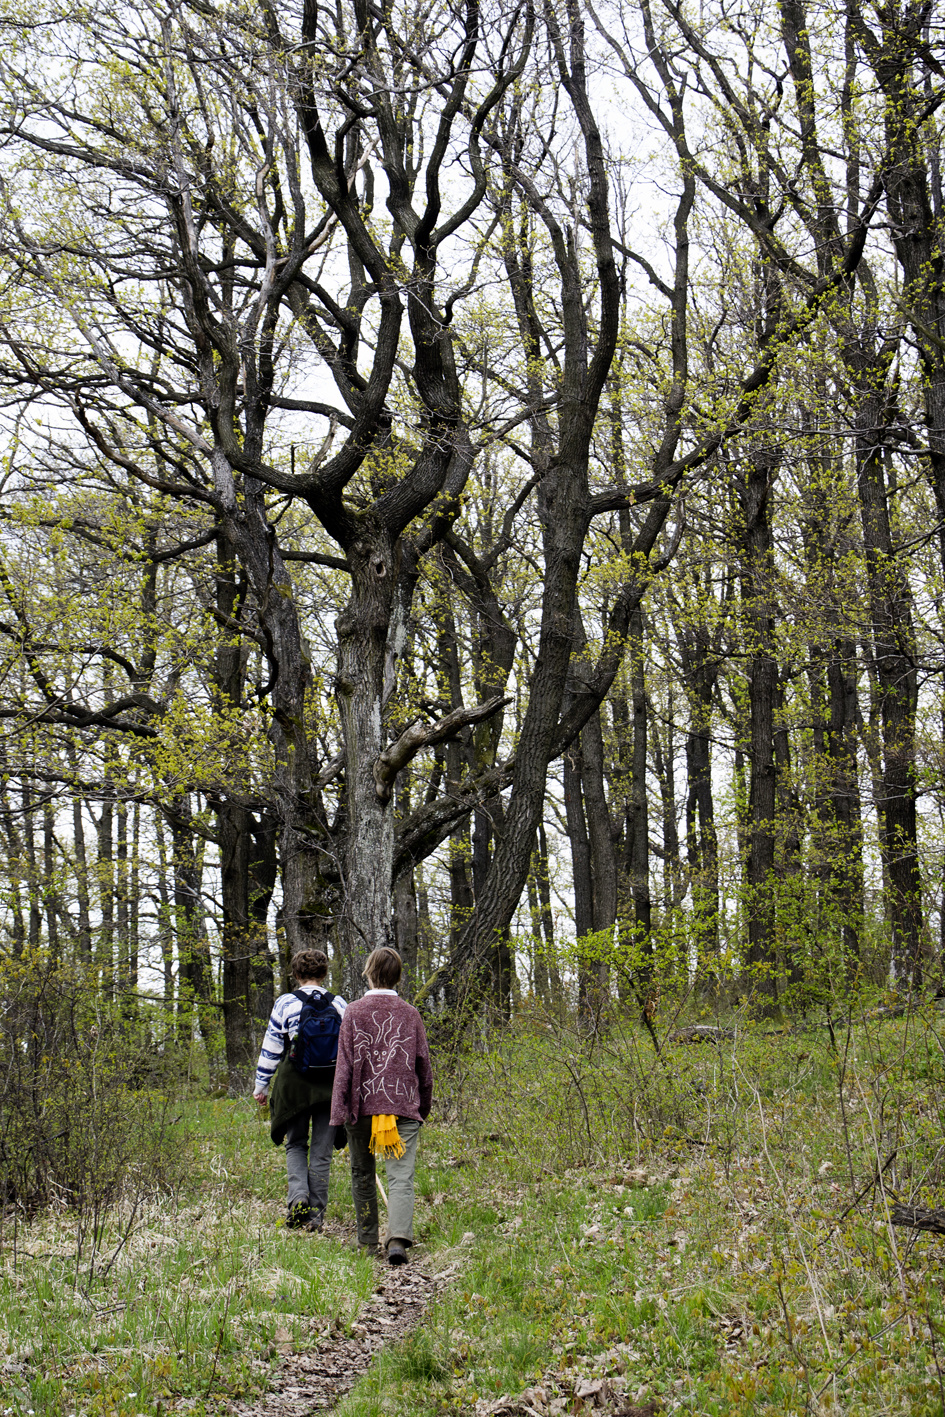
[387,1238,408,1266]
[286,1202,313,1229]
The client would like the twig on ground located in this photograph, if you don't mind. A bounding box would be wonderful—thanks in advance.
[818,1150,898,1243]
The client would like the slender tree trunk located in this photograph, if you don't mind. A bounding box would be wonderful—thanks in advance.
[564,739,595,1020]
[774,681,802,879]
[390,765,419,994]
[416,877,435,982]
[155,809,175,1011]
[0,782,26,957]
[440,605,474,950]
[219,799,254,1089]
[685,704,719,972]
[853,362,923,981]
[527,864,550,1004]
[809,618,863,975]
[43,798,58,963]
[393,870,420,997]
[738,447,780,1013]
[626,609,652,969]
[571,690,614,1013]
[773,678,804,987]
[677,605,721,979]
[826,637,864,971]
[802,454,865,980]
[95,793,114,997]
[22,784,41,951]
[116,798,130,995]
[73,794,92,961]
[583,706,617,934]
[249,813,277,1024]
[471,807,492,899]
[130,801,140,991]
[448,824,474,949]
[170,798,215,1042]
[214,530,257,1083]
[650,692,684,914]
[536,822,561,1010]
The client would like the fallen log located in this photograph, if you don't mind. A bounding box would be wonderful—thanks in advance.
[890,1204,945,1236]
[669,1025,736,1044]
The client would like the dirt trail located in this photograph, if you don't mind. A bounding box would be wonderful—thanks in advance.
[227,1234,457,1416]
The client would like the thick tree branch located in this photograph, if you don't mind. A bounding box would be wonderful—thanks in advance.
[373,694,511,804]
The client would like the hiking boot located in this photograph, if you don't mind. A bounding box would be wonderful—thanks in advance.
[286,1201,313,1229]
[387,1238,408,1266]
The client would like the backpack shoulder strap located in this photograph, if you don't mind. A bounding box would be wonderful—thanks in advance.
[293,988,335,1009]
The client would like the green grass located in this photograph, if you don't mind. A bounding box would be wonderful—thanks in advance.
[0,1099,376,1416]
[336,1004,945,1416]
[4,1003,945,1415]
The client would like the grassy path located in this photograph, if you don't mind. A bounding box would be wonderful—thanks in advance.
[3,1014,945,1414]
[225,1242,443,1415]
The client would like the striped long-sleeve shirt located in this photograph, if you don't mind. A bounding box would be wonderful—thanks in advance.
[253,985,347,1096]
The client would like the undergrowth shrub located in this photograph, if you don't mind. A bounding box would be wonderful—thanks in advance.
[0,951,188,1220]
[427,982,945,1414]
[450,1006,706,1171]
[441,986,945,1201]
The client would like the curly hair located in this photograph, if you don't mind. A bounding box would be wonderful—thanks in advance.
[290,949,329,983]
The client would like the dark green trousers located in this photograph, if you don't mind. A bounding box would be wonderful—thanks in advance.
[346,1115,421,1247]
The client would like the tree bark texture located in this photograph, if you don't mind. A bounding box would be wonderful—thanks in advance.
[852,361,923,980]
[681,627,721,974]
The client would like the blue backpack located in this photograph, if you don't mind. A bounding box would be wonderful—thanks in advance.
[288,989,341,1079]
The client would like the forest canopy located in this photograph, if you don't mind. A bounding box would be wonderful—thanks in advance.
[0,0,941,1080]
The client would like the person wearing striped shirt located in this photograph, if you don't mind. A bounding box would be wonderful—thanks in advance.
[253,949,347,1230]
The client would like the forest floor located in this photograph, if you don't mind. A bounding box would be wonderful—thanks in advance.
[2,1005,945,1416]
[225,1226,445,1416]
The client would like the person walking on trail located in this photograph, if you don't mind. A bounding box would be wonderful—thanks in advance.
[253,949,347,1232]
[330,946,433,1266]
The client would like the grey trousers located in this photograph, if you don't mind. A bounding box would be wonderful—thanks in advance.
[346,1115,421,1247]
[284,1104,334,1225]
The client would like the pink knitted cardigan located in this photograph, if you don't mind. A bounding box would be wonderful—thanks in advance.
[330,993,433,1124]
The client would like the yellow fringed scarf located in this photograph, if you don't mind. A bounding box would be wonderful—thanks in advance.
[369,1114,405,1159]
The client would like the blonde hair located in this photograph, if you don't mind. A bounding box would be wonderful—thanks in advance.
[362,947,402,990]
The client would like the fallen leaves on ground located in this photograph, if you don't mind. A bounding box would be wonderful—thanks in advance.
[225,1238,454,1416]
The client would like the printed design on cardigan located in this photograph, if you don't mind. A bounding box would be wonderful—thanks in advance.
[351,1009,418,1108]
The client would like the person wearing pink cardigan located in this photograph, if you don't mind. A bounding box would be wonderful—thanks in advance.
[330,947,433,1264]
